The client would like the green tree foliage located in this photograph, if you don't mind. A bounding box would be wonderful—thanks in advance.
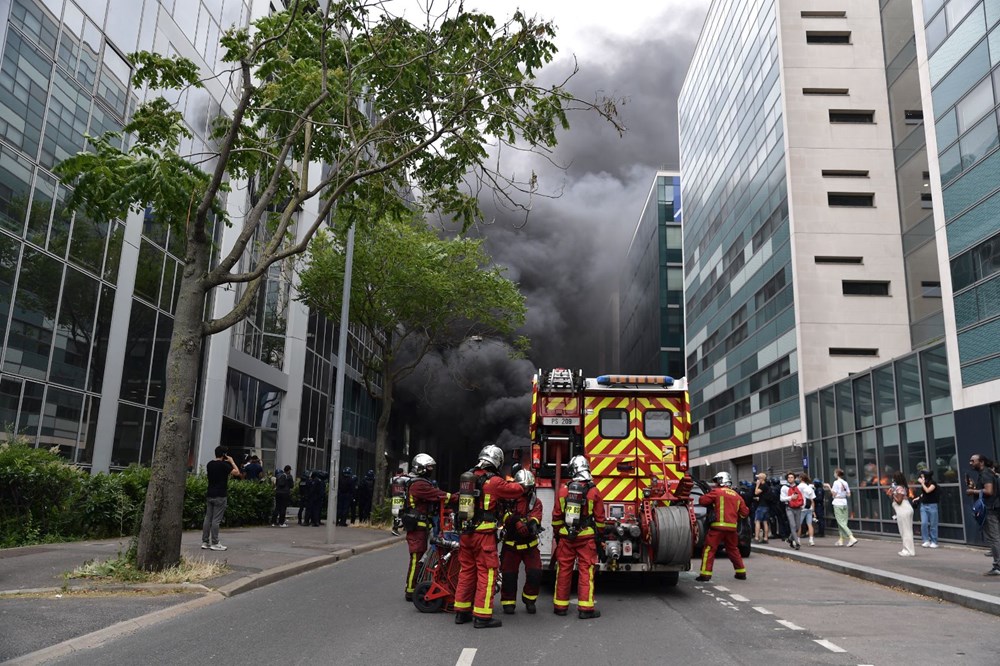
[52,0,621,571]
[298,211,526,502]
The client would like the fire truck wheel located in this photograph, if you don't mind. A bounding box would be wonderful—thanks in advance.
[651,506,693,566]
[412,581,444,613]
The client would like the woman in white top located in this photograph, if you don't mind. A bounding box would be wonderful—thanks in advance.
[798,473,818,545]
[826,468,858,547]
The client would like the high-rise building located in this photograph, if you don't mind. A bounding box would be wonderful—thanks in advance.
[619,171,684,377]
[0,0,382,476]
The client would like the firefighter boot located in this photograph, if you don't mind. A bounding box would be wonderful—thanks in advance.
[405,592,413,602]
[525,600,537,614]
[735,572,747,580]
[695,575,711,582]
[578,609,601,620]
[553,608,568,616]
[454,612,473,625]
[502,605,515,615]
[473,617,503,629]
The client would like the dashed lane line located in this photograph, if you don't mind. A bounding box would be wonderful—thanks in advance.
[814,639,847,653]
[752,606,773,615]
[456,648,477,665]
[776,619,804,631]
[729,594,750,602]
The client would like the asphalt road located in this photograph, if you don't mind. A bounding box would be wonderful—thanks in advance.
[38,543,995,665]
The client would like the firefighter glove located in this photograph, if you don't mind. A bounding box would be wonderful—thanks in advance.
[515,520,532,539]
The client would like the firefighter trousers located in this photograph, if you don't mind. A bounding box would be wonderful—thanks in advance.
[454,531,500,619]
[699,528,745,578]
[554,537,597,611]
[500,543,541,607]
[404,528,429,594]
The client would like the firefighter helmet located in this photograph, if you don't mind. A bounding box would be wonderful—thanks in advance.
[477,444,504,470]
[411,453,436,477]
[712,471,732,487]
[514,469,536,491]
[568,455,591,480]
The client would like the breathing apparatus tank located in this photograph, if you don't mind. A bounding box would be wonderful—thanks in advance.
[564,479,588,534]
[457,470,477,524]
[390,474,408,518]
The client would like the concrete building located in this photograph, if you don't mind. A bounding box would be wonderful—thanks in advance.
[619,171,684,377]
[0,0,383,477]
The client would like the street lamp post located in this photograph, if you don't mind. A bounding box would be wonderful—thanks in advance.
[326,221,355,545]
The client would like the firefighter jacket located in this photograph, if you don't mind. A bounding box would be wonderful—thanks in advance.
[501,495,543,549]
[552,481,606,539]
[469,469,525,534]
[406,477,450,530]
[698,486,750,532]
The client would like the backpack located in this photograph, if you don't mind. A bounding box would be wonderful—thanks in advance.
[973,492,987,527]
[787,484,804,509]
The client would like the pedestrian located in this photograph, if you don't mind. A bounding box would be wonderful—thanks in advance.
[779,471,803,550]
[916,469,939,548]
[242,455,263,481]
[307,471,326,526]
[752,472,772,543]
[271,465,293,527]
[358,470,375,522]
[551,455,606,620]
[826,468,858,547]
[891,471,916,557]
[966,454,999,575]
[336,467,357,526]
[402,454,450,602]
[201,446,241,551]
[453,444,526,629]
[798,472,817,546]
[297,472,311,525]
[812,478,826,537]
[499,469,543,615]
[696,471,750,582]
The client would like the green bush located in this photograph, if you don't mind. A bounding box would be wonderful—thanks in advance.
[370,497,393,526]
[0,440,85,547]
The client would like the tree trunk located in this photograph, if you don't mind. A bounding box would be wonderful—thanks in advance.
[135,236,210,572]
[372,376,393,506]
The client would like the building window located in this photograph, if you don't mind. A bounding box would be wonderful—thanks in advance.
[904,109,924,124]
[829,348,879,356]
[921,281,942,297]
[921,192,932,209]
[828,192,874,207]
[822,169,869,177]
[842,281,890,296]
[815,256,863,264]
[801,10,847,18]
[807,31,851,44]
[829,110,875,123]
[803,88,849,95]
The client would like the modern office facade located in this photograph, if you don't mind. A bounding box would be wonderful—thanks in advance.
[619,171,684,377]
[0,0,382,476]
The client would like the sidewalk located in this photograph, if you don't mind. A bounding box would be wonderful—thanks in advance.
[754,533,1000,616]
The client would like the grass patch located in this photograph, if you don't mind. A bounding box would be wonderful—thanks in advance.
[68,555,228,585]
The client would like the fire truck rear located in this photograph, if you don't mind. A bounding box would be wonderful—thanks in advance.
[527,369,696,583]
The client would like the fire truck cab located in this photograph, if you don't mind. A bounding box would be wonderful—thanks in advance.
[528,369,697,583]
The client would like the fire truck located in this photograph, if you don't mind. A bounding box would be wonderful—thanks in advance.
[526,368,697,585]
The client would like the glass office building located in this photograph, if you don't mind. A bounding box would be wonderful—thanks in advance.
[619,172,684,377]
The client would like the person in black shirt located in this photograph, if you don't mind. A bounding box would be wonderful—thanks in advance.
[916,469,939,548]
[271,465,294,527]
[201,446,241,550]
[967,454,1000,575]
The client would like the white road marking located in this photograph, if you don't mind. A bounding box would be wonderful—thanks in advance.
[729,594,749,602]
[456,648,477,665]
[776,620,804,630]
[753,606,773,614]
[814,639,846,653]
[713,585,730,592]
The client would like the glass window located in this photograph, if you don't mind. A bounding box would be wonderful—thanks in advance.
[0,377,22,438]
[820,387,836,436]
[48,185,71,258]
[874,366,897,425]
[946,0,980,27]
[842,432,859,494]
[858,488,881,520]
[644,410,673,438]
[901,420,927,483]
[112,403,143,467]
[835,382,854,434]
[895,356,923,420]
[26,171,55,248]
[40,68,91,169]
[77,395,99,464]
[68,212,108,275]
[806,392,820,439]
[18,380,44,441]
[599,408,629,438]
[957,77,995,133]
[959,110,999,168]
[104,222,123,282]
[926,10,948,54]
[878,425,901,484]
[928,414,959,482]
[96,42,130,116]
[859,429,878,488]
[38,386,84,458]
[825,438,839,478]
[147,313,172,409]
[4,248,61,379]
[0,144,34,235]
[87,285,114,393]
[937,108,959,148]
[920,345,952,413]
[104,0,142,53]
[939,143,963,184]
[134,239,163,305]
[119,300,156,404]
[49,266,98,389]
[140,408,158,465]
[933,41,989,119]
[0,233,20,349]
[853,375,874,429]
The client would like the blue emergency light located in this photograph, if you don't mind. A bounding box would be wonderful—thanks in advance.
[596,375,674,386]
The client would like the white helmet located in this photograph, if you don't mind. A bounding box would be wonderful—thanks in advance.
[411,453,436,477]
[477,444,504,470]
[712,471,732,487]
[568,455,591,481]
[514,469,536,491]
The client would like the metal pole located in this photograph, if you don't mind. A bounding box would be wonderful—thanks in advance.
[326,221,355,545]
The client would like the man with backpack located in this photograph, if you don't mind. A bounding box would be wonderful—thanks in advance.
[271,465,294,526]
[780,471,804,550]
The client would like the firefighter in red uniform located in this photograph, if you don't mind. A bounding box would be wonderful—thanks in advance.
[499,469,544,615]
[551,455,605,619]
[696,471,750,582]
[453,444,526,628]
[401,453,450,602]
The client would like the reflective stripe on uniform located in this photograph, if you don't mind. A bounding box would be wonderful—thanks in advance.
[474,568,495,616]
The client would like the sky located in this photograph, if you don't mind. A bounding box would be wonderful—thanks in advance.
[392,1,709,465]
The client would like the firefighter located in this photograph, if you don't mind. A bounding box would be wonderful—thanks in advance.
[551,455,605,619]
[499,469,543,615]
[401,453,450,602]
[696,471,750,582]
[453,444,526,629]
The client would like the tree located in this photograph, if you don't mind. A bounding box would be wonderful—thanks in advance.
[298,210,526,503]
[53,0,622,571]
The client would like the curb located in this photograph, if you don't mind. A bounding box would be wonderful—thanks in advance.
[4,536,401,665]
[755,543,1000,616]
[0,582,211,597]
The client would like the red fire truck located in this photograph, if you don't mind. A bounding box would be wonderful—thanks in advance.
[527,369,697,585]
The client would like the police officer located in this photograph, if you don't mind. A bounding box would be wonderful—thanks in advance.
[499,469,543,615]
[453,444,525,628]
[696,471,750,582]
[337,467,357,526]
[401,454,450,602]
[551,455,605,619]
